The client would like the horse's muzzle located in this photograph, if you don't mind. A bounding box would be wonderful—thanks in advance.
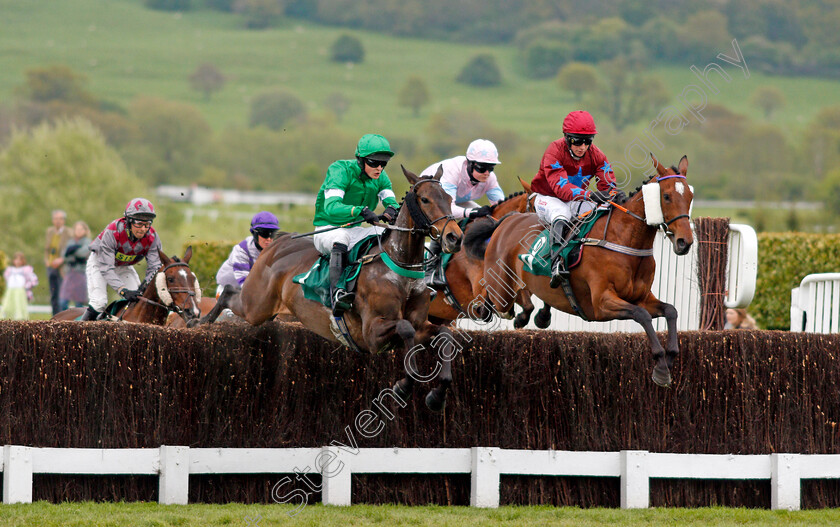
[442,232,462,254]
[674,238,692,256]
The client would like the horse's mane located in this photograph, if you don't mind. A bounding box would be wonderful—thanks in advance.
[463,217,498,259]
[626,172,659,199]
[491,191,525,209]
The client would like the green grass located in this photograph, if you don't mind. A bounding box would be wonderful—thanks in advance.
[1,502,839,526]
[1,0,836,148]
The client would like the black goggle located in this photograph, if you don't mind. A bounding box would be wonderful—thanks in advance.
[253,228,277,238]
[131,220,153,228]
[469,162,496,174]
[566,135,593,146]
[364,158,388,168]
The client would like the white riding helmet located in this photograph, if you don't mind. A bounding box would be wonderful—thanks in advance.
[466,139,501,165]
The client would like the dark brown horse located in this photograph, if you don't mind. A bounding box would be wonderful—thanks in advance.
[200,166,464,410]
[468,155,694,386]
[52,247,202,325]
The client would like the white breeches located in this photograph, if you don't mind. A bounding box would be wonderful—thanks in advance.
[85,254,141,311]
[533,195,597,225]
[313,225,385,255]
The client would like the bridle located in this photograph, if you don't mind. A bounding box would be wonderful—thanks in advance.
[124,262,200,323]
[387,177,457,242]
[612,173,690,238]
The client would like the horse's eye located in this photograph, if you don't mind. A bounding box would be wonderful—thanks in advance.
[421,197,430,204]
[663,193,671,203]
[167,277,174,282]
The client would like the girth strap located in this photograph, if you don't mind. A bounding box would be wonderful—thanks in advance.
[579,238,655,257]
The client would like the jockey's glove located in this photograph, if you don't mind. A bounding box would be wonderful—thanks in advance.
[590,190,614,204]
[468,205,492,219]
[380,205,399,224]
[120,288,142,302]
[359,206,380,225]
[611,189,628,204]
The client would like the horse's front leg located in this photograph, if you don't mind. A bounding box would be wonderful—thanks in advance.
[194,284,241,326]
[513,289,534,329]
[410,322,454,412]
[638,296,679,371]
[389,319,417,401]
[595,290,671,387]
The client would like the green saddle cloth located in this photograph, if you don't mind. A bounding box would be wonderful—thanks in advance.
[293,235,379,307]
[519,210,607,277]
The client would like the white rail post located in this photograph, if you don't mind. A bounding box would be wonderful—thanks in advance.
[771,453,801,510]
[620,450,649,509]
[158,445,190,505]
[321,446,352,506]
[3,445,33,504]
[470,447,500,508]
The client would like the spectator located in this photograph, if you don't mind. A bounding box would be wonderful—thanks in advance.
[44,209,71,315]
[725,308,757,329]
[0,252,39,320]
[59,220,91,308]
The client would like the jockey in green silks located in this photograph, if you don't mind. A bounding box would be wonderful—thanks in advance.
[313,133,400,316]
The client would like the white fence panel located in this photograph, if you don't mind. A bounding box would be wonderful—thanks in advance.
[5,446,839,510]
[458,223,757,333]
[790,273,840,333]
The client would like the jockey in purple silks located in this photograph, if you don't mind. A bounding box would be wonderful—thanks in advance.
[215,211,280,296]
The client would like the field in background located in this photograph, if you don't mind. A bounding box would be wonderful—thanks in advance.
[0,0,837,146]
[0,502,838,526]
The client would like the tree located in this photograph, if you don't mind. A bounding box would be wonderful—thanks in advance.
[750,86,786,119]
[20,64,95,106]
[324,92,350,122]
[456,53,502,87]
[397,75,430,117]
[556,62,599,102]
[521,40,571,79]
[234,0,285,29]
[145,0,192,10]
[593,58,670,132]
[189,63,227,101]
[0,118,147,262]
[330,34,365,64]
[249,89,307,130]
[123,96,212,185]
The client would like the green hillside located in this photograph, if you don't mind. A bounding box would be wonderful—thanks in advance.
[1,0,836,146]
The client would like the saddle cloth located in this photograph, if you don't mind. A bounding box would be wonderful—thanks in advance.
[293,235,379,307]
[519,209,607,277]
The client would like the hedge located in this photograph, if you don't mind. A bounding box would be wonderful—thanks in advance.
[1,320,839,507]
[755,233,840,330]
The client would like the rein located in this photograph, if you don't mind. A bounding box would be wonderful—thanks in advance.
[611,174,689,237]
[120,262,198,321]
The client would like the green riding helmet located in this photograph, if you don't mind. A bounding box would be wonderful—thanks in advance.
[355,133,394,161]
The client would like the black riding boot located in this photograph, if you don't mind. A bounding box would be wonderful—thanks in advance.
[79,305,101,321]
[549,219,573,288]
[330,243,354,316]
[425,239,447,288]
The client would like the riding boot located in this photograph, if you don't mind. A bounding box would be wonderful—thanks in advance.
[549,219,573,288]
[425,239,448,288]
[330,243,354,316]
[79,305,101,321]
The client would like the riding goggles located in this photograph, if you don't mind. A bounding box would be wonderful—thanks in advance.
[566,134,594,146]
[364,157,388,168]
[469,161,496,174]
[253,228,278,238]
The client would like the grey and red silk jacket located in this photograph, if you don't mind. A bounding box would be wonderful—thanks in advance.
[530,139,617,202]
[89,217,163,291]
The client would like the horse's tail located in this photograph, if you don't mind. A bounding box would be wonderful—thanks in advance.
[463,217,503,259]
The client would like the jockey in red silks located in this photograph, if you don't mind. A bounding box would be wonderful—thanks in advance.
[81,197,163,320]
[530,110,626,287]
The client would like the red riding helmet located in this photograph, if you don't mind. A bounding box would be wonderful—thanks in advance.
[562,110,598,135]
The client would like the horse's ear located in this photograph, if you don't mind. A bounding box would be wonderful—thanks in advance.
[401,164,419,186]
[159,250,172,268]
[650,153,667,177]
[432,164,444,181]
[183,245,193,264]
[518,176,532,193]
[677,155,689,176]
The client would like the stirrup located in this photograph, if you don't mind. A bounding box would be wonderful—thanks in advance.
[549,256,569,288]
[332,289,355,316]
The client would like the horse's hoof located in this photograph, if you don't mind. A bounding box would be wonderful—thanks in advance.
[651,366,672,387]
[393,381,411,401]
[425,390,446,412]
[513,314,528,329]
[186,319,199,328]
[534,310,551,329]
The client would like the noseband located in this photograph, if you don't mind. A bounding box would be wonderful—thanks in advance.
[404,177,457,241]
[132,262,200,321]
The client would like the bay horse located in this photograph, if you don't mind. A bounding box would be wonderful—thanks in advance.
[467,155,693,386]
[201,166,464,410]
[52,247,202,326]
